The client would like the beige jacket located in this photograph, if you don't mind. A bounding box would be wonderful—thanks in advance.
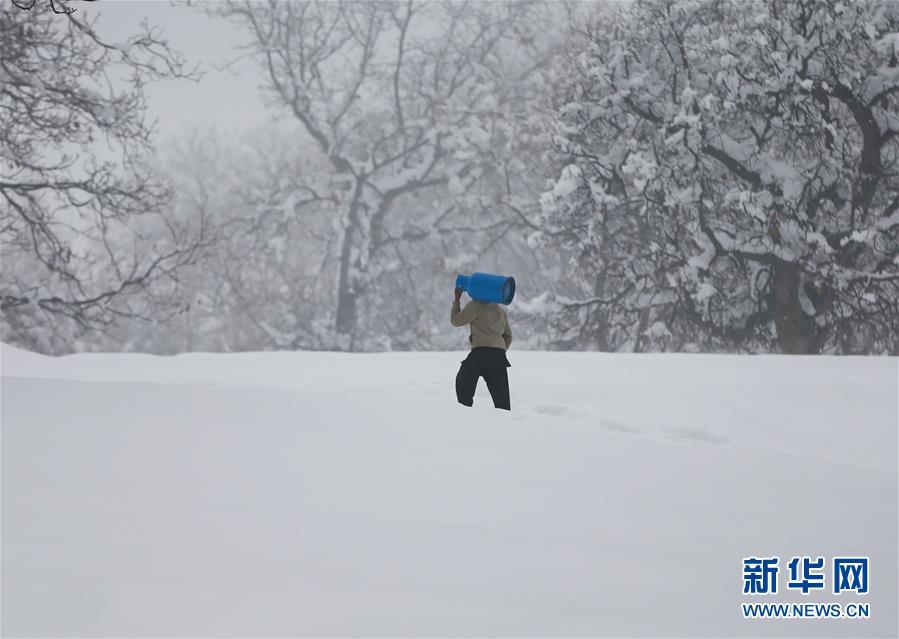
[451,299,512,350]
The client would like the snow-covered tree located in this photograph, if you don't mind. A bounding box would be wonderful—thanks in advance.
[540,0,899,354]
[130,124,340,354]
[216,0,560,350]
[0,2,208,353]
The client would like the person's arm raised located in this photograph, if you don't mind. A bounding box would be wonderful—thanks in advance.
[451,290,478,327]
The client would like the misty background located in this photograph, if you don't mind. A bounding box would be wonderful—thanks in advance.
[2,0,897,356]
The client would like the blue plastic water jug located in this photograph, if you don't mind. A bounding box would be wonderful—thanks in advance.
[455,272,516,305]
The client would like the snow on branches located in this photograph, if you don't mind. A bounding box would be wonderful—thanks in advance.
[542,0,899,354]
[217,0,558,350]
[0,3,207,353]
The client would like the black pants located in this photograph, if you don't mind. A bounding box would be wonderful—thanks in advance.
[455,347,511,410]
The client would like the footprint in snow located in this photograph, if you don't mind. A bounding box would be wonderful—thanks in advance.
[668,426,728,444]
[599,419,642,434]
[535,405,567,416]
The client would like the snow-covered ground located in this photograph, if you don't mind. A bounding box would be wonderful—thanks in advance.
[1,344,896,637]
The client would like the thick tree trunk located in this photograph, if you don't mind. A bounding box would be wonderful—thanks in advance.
[335,265,357,337]
[770,261,821,354]
[335,186,364,347]
[335,222,361,347]
[591,270,611,351]
[333,182,384,349]
[633,307,650,353]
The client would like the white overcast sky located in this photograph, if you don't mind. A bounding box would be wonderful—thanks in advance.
[81,1,271,138]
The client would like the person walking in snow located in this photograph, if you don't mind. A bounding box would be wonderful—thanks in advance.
[451,284,512,410]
